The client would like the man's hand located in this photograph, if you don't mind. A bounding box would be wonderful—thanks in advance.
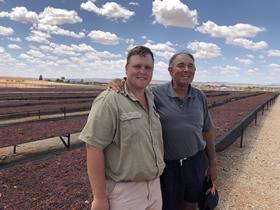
[207,164,218,183]
[91,197,109,210]
[107,78,125,93]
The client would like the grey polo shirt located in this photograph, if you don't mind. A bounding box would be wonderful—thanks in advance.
[151,82,214,160]
[79,83,165,182]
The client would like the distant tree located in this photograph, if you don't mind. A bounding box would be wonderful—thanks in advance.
[39,75,43,80]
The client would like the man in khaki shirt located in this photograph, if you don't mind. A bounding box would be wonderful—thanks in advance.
[79,46,165,210]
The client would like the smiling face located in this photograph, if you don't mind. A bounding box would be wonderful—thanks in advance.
[125,54,154,92]
[168,53,196,88]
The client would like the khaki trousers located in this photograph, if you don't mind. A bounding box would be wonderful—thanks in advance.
[92,178,162,210]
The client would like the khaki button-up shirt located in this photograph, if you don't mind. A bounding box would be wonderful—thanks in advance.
[79,84,165,182]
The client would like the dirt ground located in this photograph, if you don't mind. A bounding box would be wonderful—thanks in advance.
[216,97,280,209]
[1,98,279,209]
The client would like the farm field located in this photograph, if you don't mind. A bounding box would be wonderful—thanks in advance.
[0,87,279,209]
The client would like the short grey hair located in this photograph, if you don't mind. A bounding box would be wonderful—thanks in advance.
[169,51,195,67]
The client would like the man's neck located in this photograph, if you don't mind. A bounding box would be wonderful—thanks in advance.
[126,82,148,110]
[172,82,190,99]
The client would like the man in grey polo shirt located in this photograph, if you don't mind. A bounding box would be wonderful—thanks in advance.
[80,46,165,210]
[109,51,217,210]
[152,52,217,210]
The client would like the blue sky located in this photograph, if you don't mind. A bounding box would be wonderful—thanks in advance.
[0,0,280,85]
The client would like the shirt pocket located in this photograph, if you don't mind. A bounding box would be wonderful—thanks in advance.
[120,112,142,143]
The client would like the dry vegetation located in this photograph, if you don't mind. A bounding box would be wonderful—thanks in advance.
[0,76,105,89]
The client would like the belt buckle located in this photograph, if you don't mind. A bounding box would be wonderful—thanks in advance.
[179,157,187,166]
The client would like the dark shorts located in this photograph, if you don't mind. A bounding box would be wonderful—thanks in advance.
[160,150,208,210]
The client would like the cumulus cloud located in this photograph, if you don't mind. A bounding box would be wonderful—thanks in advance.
[26,30,51,44]
[0,7,38,23]
[37,23,85,38]
[226,38,268,51]
[88,30,120,45]
[196,21,267,51]
[81,1,134,22]
[8,37,22,42]
[247,54,254,59]
[268,63,280,69]
[144,41,175,60]
[213,65,240,77]
[0,47,15,62]
[267,49,280,57]
[247,68,259,74]
[125,38,134,44]
[267,64,280,75]
[235,57,253,65]
[0,25,14,36]
[129,2,139,6]
[152,0,197,28]
[38,7,82,25]
[196,21,265,39]
[0,6,84,39]
[187,41,221,59]
[8,44,21,49]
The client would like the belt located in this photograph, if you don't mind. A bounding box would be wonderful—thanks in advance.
[164,157,188,166]
[164,150,205,166]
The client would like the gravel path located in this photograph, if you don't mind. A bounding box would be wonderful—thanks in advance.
[216,97,280,209]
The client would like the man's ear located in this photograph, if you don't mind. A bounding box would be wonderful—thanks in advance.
[125,63,128,75]
[168,66,172,75]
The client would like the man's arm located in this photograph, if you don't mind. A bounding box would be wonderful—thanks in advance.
[203,129,218,182]
[86,143,109,210]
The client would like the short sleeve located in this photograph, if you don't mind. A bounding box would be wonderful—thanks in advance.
[79,92,117,149]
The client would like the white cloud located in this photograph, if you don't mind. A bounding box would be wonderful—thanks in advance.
[0,0,5,2]
[81,1,134,22]
[8,37,22,42]
[88,30,120,45]
[227,38,268,51]
[247,54,254,59]
[0,25,14,36]
[0,7,38,23]
[235,57,253,65]
[187,41,221,59]
[125,38,134,44]
[196,21,265,39]
[37,23,85,38]
[247,68,259,75]
[154,61,169,80]
[0,47,15,62]
[26,30,51,44]
[26,49,45,58]
[268,63,280,69]
[267,49,280,57]
[129,2,139,6]
[267,64,280,76]
[144,41,175,60]
[141,35,147,39]
[38,7,82,25]
[8,44,21,49]
[214,65,240,77]
[152,0,197,28]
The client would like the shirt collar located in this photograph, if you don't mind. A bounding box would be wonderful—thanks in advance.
[123,82,154,102]
[167,80,195,99]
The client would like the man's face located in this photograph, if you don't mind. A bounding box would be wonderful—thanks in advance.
[125,54,154,91]
[168,54,196,87]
